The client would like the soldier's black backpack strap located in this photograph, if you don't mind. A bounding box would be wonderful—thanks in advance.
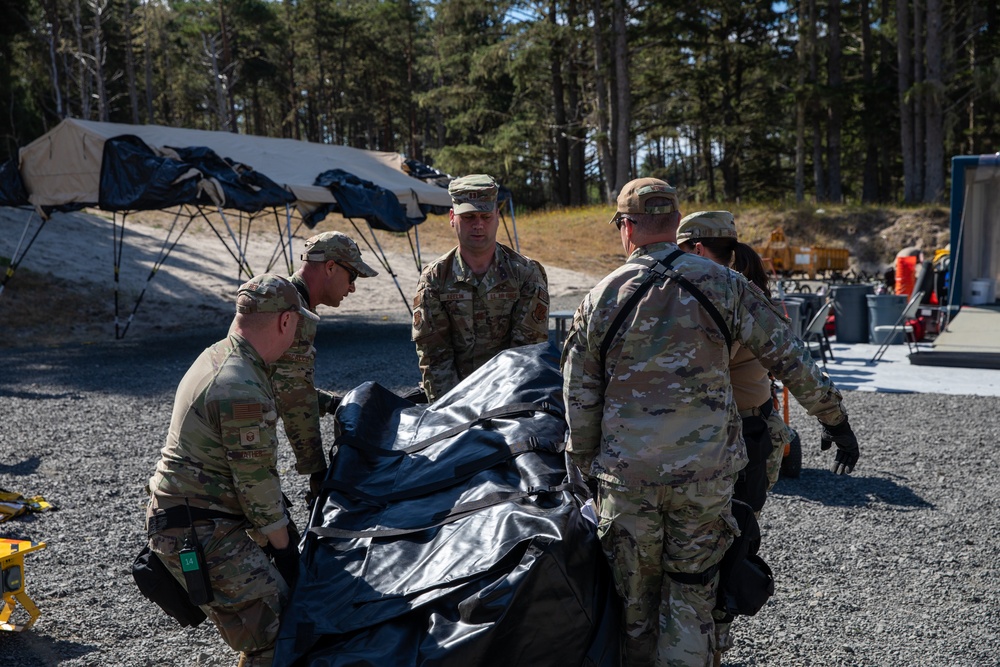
[599,249,732,370]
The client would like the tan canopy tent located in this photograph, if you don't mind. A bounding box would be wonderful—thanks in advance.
[0,118,454,336]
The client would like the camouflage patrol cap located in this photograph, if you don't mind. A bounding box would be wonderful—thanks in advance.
[610,177,679,225]
[300,231,378,278]
[448,174,499,214]
[236,273,319,321]
[676,211,738,244]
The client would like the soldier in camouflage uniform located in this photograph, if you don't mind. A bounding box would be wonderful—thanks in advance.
[676,210,796,664]
[561,178,861,667]
[146,274,319,667]
[270,232,377,500]
[412,174,549,402]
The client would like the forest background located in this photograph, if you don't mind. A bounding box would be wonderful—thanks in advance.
[0,0,997,210]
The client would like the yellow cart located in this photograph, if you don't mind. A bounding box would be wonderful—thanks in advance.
[0,538,47,631]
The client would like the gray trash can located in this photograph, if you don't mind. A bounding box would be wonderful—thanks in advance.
[774,299,802,338]
[790,292,824,326]
[867,295,907,344]
[830,285,874,343]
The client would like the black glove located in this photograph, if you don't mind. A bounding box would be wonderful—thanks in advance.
[327,395,343,415]
[820,417,860,475]
[265,542,300,590]
[305,470,326,507]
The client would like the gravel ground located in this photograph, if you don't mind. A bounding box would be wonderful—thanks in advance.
[1,318,999,666]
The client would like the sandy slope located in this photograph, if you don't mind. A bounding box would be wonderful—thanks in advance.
[0,207,598,343]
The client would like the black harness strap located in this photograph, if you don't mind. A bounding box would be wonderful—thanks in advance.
[308,483,572,540]
[599,249,732,370]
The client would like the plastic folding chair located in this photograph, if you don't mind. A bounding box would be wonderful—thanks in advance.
[870,291,924,364]
[802,300,834,366]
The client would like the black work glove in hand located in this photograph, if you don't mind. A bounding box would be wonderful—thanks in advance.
[305,470,326,507]
[820,417,860,475]
[266,542,300,590]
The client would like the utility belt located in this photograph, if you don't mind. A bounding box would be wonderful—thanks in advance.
[146,505,245,537]
[738,398,774,420]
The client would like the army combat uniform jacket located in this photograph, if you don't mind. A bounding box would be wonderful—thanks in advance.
[412,243,549,402]
[561,241,846,488]
[147,332,288,534]
[269,274,334,476]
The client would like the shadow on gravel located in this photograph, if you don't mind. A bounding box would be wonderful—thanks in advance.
[0,318,419,397]
[772,468,933,510]
[0,632,96,665]
[0,455,41,476]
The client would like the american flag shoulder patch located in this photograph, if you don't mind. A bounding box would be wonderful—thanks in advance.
[233,402,263,421]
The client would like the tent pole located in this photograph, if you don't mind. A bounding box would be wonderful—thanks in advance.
[508,196,520,253]
[0,208,48,298]
[347,218,413,316]
[406,227,423,271]
[216,205,255,279]
[113,211,126,339]
[117,208,197,340]
[195,207,253,278]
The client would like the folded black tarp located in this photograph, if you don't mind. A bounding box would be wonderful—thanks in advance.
[98,135,296,212]
[273,342,621,667]
[0,158,28,207]
[307,168,424,232]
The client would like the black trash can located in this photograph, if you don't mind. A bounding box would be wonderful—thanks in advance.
[830,285,874,343]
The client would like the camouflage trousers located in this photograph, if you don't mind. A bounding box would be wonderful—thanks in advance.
[149,519,290,666]
[597,477,737,667]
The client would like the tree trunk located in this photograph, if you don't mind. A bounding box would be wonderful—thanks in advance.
[143,0,155,123]
[897,0,916,201]
[283,0,299,139]
[923,0,945,201]
[567,0,586,205]
[122,0,140,124]
[808,0,825,200]
[91,0,109,122]
[204,33,229,131]
[217,0,237,132]
[550,2,570,206]
[73,0,90,119]
[42,0,64,118]
[591,0,614,203]
[860,0,879,202]
[611,0,631,196]
[826,0,842,202]
[912,0,925,200]
[794,0,807,202]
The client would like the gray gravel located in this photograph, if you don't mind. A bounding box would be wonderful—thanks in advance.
[1,320,999,666]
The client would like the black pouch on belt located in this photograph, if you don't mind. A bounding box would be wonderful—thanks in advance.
[131,545,208,627]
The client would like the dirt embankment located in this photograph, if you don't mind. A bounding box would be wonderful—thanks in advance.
[736,205,951,275]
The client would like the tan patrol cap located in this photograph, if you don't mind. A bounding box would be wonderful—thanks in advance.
[236,273,319,321]
[609,177,679,225]
[448,174,499,214]
[676,211,738,244]
[300,231,378,278]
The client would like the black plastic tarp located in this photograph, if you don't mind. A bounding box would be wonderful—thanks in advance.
[0,158,28,207]
[98,135,296,213]
[274,342,621,667]
[306,168,424,232]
